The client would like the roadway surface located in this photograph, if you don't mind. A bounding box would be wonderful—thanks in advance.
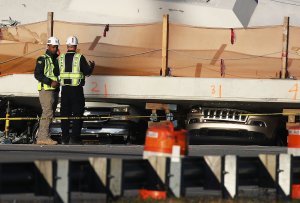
[0,144,287,163]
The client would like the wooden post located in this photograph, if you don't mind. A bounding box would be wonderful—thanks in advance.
[281,16,289,79]
[195,63,202,77]
[283,109,300,128]
[161,14,169,76]
[47,12,54,37]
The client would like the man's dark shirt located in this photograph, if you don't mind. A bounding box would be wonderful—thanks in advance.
[62,51,93,86]
[34,50,59,90]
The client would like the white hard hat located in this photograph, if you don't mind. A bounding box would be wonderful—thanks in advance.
[66,36,78,46]
[47,36,60,45]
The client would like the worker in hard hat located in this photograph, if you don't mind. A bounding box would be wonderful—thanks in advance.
[34,36,60,145]
[59,36,95,145]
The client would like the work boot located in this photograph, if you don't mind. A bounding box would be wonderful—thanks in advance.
[61,140,69,145]
[69,137,82,145]
[61,135,70,145]
[36,138,58,145]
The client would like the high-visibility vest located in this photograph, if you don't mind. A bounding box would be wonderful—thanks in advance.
[59,53,84,86]
[38,54,58,91]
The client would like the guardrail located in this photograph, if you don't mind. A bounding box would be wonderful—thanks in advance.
[0,154,299,202]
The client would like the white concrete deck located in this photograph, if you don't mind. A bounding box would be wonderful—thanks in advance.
[1,74,300,107]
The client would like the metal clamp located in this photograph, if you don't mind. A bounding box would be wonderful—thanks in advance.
[150,113,158,122]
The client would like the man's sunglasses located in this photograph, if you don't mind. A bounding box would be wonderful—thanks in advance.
[48,45,58,48]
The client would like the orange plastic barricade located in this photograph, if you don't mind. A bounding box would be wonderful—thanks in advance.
[143,122,187,158]
[292,184,300,199]
[288,126,300,148]
[139,189,166,200]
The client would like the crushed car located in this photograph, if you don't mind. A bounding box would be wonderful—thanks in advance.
[186,106,287,146]
[34,102,147,144]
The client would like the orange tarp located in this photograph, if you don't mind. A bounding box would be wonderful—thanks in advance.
[0,21,300,78]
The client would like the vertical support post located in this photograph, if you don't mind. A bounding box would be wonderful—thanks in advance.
[34,160,54,196]
[47,12,54,38]
[204,156,222,183]
[147,156,168,184]
[161,14,169,77]
[34,160,53,187]
[281,16,289,79]
[259,154,277,182]
[169,155,182,197]
[89,157,109,201]
[222,155,237,198]
[109,158,123,197]
[169,161,182,198]
[89,157,108,187]
[55,160,69,203]
[277,154,291,198]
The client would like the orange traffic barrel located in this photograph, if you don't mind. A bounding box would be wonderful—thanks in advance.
[174,129,188,156]
[139,189,166,200]
[288,126,300,148]
[143,122,187,158]
[292,184,300,199]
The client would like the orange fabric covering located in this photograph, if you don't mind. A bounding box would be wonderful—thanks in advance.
[1,21,300,78]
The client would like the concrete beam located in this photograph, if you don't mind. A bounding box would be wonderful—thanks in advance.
[1,75,300,106]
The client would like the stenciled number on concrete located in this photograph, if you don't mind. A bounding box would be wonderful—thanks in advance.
[288,83,298,100]
[211,84,222,98]
[90,81,108,96]
[91,81,100,93]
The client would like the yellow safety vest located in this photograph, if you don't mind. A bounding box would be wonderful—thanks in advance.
[59,53,84,86]
[38,54,58,91]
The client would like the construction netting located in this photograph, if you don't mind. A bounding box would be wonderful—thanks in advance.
[0,20,300,78]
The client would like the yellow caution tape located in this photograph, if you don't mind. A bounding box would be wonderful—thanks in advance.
[240,112,300,116]
[1,112,299,121]
[0,115,167,121]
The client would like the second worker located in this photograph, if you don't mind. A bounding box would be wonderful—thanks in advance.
[59,36,95,145]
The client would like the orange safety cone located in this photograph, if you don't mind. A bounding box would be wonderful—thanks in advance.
[139,189,167,200]
[288,127,300,200]
[292,184,300,199]
[174,129,188,156]
[288,126,300,148]
[143,121,187,158]
[287,126,300,156]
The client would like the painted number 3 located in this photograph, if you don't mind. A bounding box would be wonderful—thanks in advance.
[211,85,222,98]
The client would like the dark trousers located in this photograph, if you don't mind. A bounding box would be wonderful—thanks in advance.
[61,86,85,143]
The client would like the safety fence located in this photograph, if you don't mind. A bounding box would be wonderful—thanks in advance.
[0,154,299,202]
